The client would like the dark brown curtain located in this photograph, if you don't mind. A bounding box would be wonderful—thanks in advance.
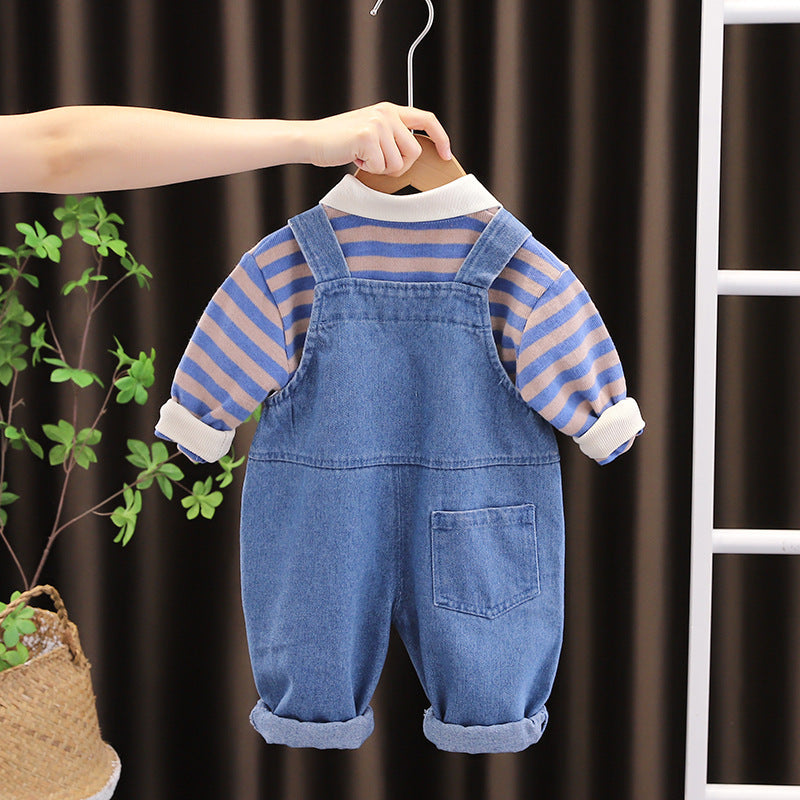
[1,1,799,798]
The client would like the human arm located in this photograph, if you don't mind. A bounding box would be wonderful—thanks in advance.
[0,102,452,194]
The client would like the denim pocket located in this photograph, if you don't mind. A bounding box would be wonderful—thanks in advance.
[431,504,540,619]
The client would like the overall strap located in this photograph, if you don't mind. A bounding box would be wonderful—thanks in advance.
[454,208,532,289]
[288,204,350,283]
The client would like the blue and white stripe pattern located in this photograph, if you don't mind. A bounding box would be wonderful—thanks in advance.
[157,175,643,463]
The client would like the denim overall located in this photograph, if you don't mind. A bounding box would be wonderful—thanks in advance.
[240,203,565,754]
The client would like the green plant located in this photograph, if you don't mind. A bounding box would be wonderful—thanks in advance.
[0,196,246,647]
[0,591,35,671]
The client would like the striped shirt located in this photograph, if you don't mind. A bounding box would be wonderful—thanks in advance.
[157,175,644,464]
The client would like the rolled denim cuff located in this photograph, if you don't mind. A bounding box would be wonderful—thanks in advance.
[422,706,548,754]
[250,701,374,750]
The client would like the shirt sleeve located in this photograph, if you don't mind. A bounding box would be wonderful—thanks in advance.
[155,250,290,463]
[516,266,644,464]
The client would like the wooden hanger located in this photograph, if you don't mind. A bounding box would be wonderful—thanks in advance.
[354,133,466,193]
[356,1,467,193]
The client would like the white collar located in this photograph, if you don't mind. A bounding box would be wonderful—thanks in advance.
[320,173,501,222]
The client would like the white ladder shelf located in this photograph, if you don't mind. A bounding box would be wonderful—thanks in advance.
[686,1,800,798]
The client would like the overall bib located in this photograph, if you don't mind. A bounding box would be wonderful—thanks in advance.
[240,204,565,754]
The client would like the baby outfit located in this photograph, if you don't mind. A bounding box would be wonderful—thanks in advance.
[156,174,644,754]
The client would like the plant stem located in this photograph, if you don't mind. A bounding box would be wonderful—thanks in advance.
[0,370,31,589]
[0,527,29,590]
[0,259,35,590]
[77,254,104,372]
[87,368,120,433]
[45,311,67,363]
[0,254,29,330]
[33,257,104,588]
[91,272,131,315]
[29,450,185,586]
[30,460,74,587]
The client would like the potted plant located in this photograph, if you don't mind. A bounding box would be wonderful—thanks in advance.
[0,196,245,800]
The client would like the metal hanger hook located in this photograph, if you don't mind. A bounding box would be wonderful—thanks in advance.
[369,0,434,108]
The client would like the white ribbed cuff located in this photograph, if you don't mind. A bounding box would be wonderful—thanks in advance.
[573,397,645,462]
[156,399,235,463]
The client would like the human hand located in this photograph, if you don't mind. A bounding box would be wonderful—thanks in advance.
[300,102,452,175]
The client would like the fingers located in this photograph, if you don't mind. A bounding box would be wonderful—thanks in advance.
[355,102,452,175]
[382,121,422,176]
[395,105,452,161]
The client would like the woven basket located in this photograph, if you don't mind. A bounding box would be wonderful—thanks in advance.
[0,585,121,800]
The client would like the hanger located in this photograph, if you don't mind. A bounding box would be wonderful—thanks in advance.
[354,0,467,193]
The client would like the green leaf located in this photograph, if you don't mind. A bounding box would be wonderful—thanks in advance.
[54,197,81,239]
[111,486,142,546]
[127,439,183,497]
[42,419,75,445]
[71,427,101,470]
[120,254,152,290]
[76,428,102,445]
[47,444,69,466]
[151,441,169,463]
[62,267,108,296]
[0,642,29,670]
[125,439,151,469]
[216,450,246,488]
[107,239,127,257]
[16,221,62,262]
[0,482,19,508]
[109,337,134,370]
[156,462,184,500]
[245,404,263,425]
[156,475,174,500]
[42,236,61,263]
[43,357,104,389]
[79,229,101,247]
[43,420,75,466]
[1,293,35,330]
[181,477,224,521]
[3,426,43,458]
[12,644,30,665]
[114,349,155,405]
[78,196,97,215]
[30,323,51,366]
[3,624,19,648]
[73,444,98,469]
[0,336,29,384]
[158,462,183,481]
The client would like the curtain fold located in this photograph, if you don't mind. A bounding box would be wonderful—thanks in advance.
[2,2,799,798]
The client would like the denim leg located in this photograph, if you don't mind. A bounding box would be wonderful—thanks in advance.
[240,461,396,749]
[394,464,565,754]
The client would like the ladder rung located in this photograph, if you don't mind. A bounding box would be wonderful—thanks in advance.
[725,0,800,23]
[717,269,800,296]
[713,529,800,554]
[708,784,800,799]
